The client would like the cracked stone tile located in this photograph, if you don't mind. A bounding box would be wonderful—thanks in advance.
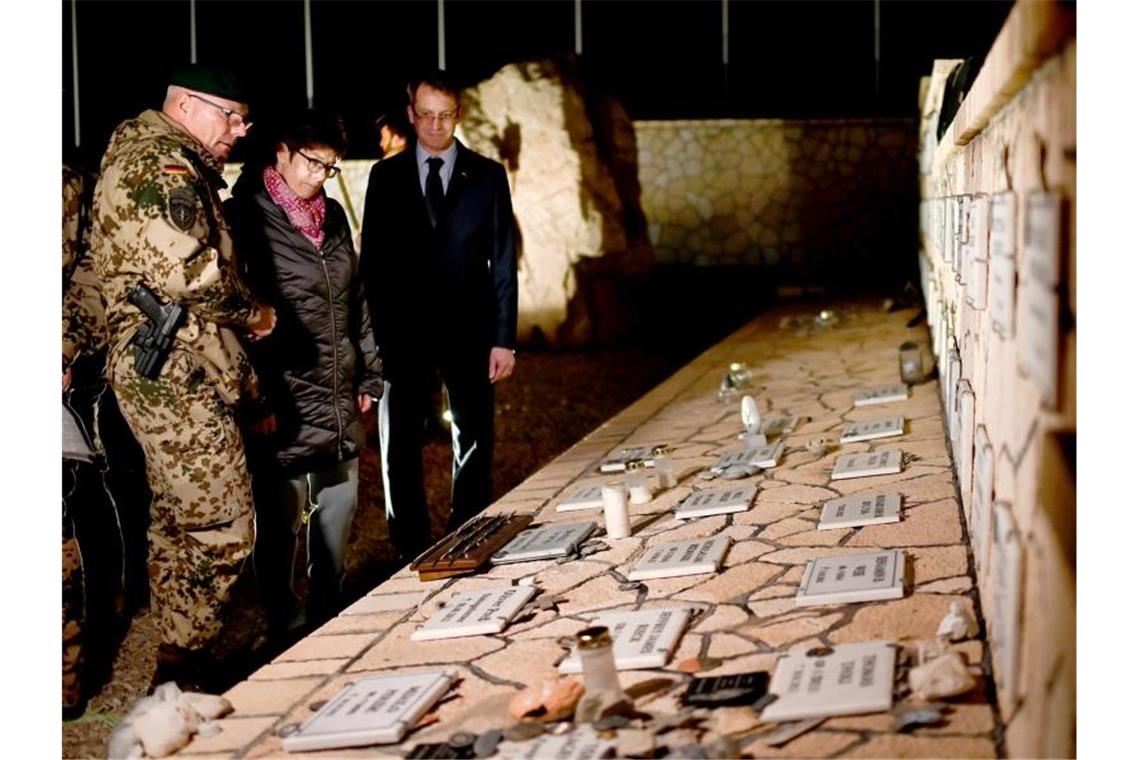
[910,546,969,584]
[746,730,863,758]
[534,559,612,596]
[412,670,519,743]
[724,541,774,565]
[512,614,593,641]
[249,658,349,681]
[753,613,845,648]
[829,595,976,645]
[842,735,996,758]
[749,583,798,601]
[713,705,763,735]
[277,633,376,662]
[375,574,449,595]
[916,576,974,593]
[845,498,962,547]
[779,526,851,547]
[557,575,638,615]
[721,524,762,542]
[181,717,278,755]
[693,604,751,633]
[780,463,833,486]
[224,678,324,717]
[341,592,423,615]
[745,597,799,620]
[675,563,783,603]
[824,712,896,732]
[642,573,710,599]
[348,622,503,671]
[735,500,811,526]
[312,611,403,636]
[485,561,552,580]
[583,539,645,566]
[759,517,817,541]
[646,514,729,541]
[707,633,760,659]
[473,638,566,684]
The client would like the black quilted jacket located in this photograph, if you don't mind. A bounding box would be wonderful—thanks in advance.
[226,174,383,473]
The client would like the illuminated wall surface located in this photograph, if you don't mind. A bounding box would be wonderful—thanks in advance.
[916,2,1075,757]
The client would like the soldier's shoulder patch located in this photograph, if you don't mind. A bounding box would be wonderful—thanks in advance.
[168,186,198,231]
[163,164,190,176]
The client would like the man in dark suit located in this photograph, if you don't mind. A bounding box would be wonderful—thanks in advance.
[360,71,518,559]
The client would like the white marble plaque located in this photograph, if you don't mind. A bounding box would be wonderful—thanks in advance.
[817,493,902,530]
[558,607,690,673]
[989,192,1016,259]
[831,450,903,480]
[944,348,961,417]
[943,197,956,263]
[556,483,606,513]
[966,195,990,309]
[1024,192,1062,287]
[990,502,1023,706]
[795,549,906,606]
[712,441,785,472]
[853,384,909,407]
[970,427,993,574]
[839,416,905,444]
[760,640,896,722]
[955,195,972,276]
[956,381,976,476]
[282,669,456,751]
[1018,279,1060,408]
[628,535,731,581]
[411,586,536,641]
[989,192,1017,338]
[674,483,757,519]
[498,726,616,760]
[763,415,800,437]
[491,521,596,564]
[599,445,665,473]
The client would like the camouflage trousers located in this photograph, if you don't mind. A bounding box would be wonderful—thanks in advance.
[62,510,84,710]
[109,347,254,650]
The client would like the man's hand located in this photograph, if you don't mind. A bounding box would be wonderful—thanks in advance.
[357,393,373,415]
[488,346,515,384]
[246,303,277,341]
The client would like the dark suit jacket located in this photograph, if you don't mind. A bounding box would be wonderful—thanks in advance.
[359,140,518,376]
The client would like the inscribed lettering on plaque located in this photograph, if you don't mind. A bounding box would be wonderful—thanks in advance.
[853,384,908,407]
[627,535,731,581]
[988,192,1017,337]
[760,640,896,722]
[558,607,690,672]
[795,549,906,607]
[831,450,903,480]
[491,521,596,564]
[674,483,757,519]
[411,586,536,641]
[839,416,905,444]
[817,493,902,530]
[556,483,606,512]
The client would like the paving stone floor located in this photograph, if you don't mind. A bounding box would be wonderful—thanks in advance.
[174,300,1000,758]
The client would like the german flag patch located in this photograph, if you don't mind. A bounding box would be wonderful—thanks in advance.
[163,164,190,176]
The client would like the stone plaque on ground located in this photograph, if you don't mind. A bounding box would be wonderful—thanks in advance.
[817,493,902,530]
[853,384,909,407]
[839,416,905,444]
[795,549,906,606]
[674,483,757,519]
[763,415,799,436]
[556,483,606,512]
[831,450,903,480]
[627,535,731,581]
[282,669,456,751]
[491,521,596,564]
[713,442,785,472]
[558,607,690,673]
[760,640,896,722]
[411,586,537,641]
[971,426,994,574]
[498,726,616,759]
[599,445,665,473]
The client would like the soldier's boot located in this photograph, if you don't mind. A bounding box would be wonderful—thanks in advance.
[149,644,215,694]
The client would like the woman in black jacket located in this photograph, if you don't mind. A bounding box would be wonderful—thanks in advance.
[226,111,382,631]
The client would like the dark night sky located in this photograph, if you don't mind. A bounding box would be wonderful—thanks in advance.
[62,0,1013,166]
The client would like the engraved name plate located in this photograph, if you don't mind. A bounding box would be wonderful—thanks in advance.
[970,427,993,573]
[817,493,902,530]
[956,381,976,475]
[712,442,785,472]
[498,726,616,760]
[558,607,690,673]
[839,416,905,444]
[1024,192,1062,287]
[990,502,1022,706]
[282,669,456,751]
[944,348,961,417]
[831,450,904,480]
[1018,278,1060,408]
[795,549,906,606]
[989,192,1017,337]
[411,586,536,641]
[853,384,909,407]
[556,484,606,513]
[763,415,800,437]
[675,483,757,520]
[491,521,596,564]
[966,195,990,309]
[599,445,667,473]
[955,195,972,277]
[628,535,731,581]
[760,640,896,722]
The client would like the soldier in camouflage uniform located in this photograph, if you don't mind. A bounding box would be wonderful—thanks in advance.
[89,65,277,688]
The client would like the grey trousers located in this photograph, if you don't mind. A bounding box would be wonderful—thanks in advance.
[253,457,359,623]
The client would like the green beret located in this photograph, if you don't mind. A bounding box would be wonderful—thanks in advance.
[169,63,247,103]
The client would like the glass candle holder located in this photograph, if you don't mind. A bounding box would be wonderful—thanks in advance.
[576,626,622,695]
[899,341,924,385]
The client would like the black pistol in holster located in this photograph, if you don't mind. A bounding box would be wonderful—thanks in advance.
[128,282,187,380]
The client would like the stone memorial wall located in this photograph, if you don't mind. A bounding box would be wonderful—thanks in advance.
[915,2,1076,757]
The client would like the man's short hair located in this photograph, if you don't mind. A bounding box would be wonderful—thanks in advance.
[375,111,412,140]
[406,70,461,105]
[277,109,349,156]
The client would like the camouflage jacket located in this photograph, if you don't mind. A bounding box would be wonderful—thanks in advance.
[90,110,259,405]
[62,165,106,363]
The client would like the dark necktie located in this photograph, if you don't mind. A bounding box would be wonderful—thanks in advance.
[425,156,445,228]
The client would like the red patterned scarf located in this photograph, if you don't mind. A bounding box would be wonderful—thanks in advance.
[263,166,326,249]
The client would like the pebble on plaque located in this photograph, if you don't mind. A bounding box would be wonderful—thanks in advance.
[411,586,537,641]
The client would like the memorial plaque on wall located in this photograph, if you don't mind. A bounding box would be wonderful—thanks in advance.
[675,483,757,519]
[853,384,909,407]
[498,726,616,760]
[558,607,690,673]
[412,586,537,641]
[817,493,902,530]
[955,195,972,277]
[839,416,905,444]
[966,195,990,308]
[282,669,457,751]
[627,535,731,581]
[1018,281,1060,407]
[795,549,906,606]
[988,192,1017,337]
[556,483,605,513]
[970,426,994,574]
[944,348,961,417]
[491,521,596,564]
[944,197,957,264]
[760,640,896,722]
[831,450,903,481]
[1024,192,1062,287]
[990,502,1023,706]
[957,382,976,497]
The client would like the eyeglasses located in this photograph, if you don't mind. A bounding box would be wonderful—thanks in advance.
[188,93,252,129]
[413,108,458,126]
[294,150,341,178]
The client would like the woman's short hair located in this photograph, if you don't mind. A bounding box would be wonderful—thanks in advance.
[278,109,349,156]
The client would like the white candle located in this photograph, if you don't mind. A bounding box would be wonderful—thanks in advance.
[602,483,631,538]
